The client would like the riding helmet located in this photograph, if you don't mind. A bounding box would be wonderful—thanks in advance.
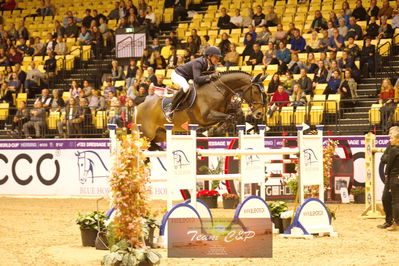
[204,46,222,57]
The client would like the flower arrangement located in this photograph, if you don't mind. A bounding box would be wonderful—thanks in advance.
[222,193,239,199]
[323,139,338,190]
[197,190,220,197]
[351,186,365,196]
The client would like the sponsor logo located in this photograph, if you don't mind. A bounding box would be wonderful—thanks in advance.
[172,150,190,169]
[303,148,318,166]
[75,151,109,184]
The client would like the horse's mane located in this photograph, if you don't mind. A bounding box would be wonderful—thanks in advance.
[219,70,252,77]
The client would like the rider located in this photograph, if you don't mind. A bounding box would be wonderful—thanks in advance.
[165,46,222,122]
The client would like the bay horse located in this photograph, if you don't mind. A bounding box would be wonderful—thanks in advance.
[136,71,266,149]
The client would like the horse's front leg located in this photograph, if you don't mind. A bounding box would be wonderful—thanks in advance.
[206,110,234,122]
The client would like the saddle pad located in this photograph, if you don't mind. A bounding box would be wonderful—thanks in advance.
[162,87,197,113]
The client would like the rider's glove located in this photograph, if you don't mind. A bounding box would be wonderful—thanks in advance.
[209,72,220,81]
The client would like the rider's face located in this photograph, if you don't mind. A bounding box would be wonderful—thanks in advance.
[210,55,220,65]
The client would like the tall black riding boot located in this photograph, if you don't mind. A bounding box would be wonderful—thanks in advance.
[165,89,187,122]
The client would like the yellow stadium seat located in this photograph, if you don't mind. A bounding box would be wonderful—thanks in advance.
[394,106,399,123]
[95,111,106,129]
[310,106,324,125]
[314,83,327,95]
[312,94,326,109]
[62,92,70,101]
[155,69,166,76]
[265,64,278,75]
[281,107,294,126]
[326,94,341,113]
[294,106,307,125]
[0,103,9,120]
[48,112,60,130]
[114,80,126,88]
[369,104,382,125]
[266,108,280,126]
[241,65,252,73]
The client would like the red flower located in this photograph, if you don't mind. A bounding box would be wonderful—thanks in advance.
[197,190,220,197]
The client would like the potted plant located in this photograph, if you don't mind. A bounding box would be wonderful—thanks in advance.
[222,193,240,209]
[351,186,365,203]
[197,190,220,208]
[76,210,107,247]
[268,201,288,233]
[102,239,161,266]
[142,215,160,248]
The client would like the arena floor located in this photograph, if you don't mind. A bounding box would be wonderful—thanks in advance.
[0,197,398,266]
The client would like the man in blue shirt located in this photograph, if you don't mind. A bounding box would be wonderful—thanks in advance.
[244,25,257,46]
[325,70,341,95]
[327,29,344,52]
[289,29,306,54]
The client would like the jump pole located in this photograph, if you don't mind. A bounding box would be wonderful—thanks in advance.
[361,132,385,218]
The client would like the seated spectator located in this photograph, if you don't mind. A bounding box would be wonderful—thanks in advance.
[306,31,320,53]
[287,53,303,74]
[267,73,282,94]
[44,33,56,55]
[352,0,368,21]
[154,75,166,88]
[144,84,159,102]
[265,6,278,27]
[108,2,121,20]
[224,44,240,67]
[242,8,253,28]
[140,48,151,69]
[303,53,317,73]
[297,69,313,96]
[337,11,349,27]
[53,20,66,39]
[82,9,94,29]
[219,33,231,56]
[117,17,128,29]
[12,101,29,134]
[317,30,329,52]
[277,41,291,73]
[147,67,157,85]
[242,34,255,57]
[186,36,198,56]
[14,64,26,86]
[8,47,22,66]
[1,0,16,11]
[327,21,335,37]
[108,100,123,127]
[106,91,117,106]
[160,38,173,59]
[122,97,135,125]
[320,51,329,68]
[313,60,328,86]
[44,51,57,75]
[150,51,166,69]
[64,17,80,38]
[310,10,327,32]
[339,70,358,107]
[218,7,231,29]
[125,59,138,89]
[246,43,263,66]
[324,69,342,95]
[69,80,80,98]
[329,11,339,26]
[16,38,30,55]
[0,83,13,106]
[337,18,348,38]
[78,27,91,45]
[378,16,394,39]
[272,24,287,44]
[91,26,103,57]
[368,0,380,18]
[378,0,393,19]
[0,48,9,66]
[327,51,337,67]
[50,89,65,112]
[191,29,201,49]
[127,14,140,28]
[286,23,299,42]
[35,88,52,108]
[342,1,352,16]
[267,85,289,118]
[393,10,399,29]
[346,17,363,40]
[54,36,67,55]
[328,29,344,52]
[146,6,157,25]
[289,29,306,54]
[283,71,296,92]
[379,78,397,123]
[111,60,124,82]
[338,50,360,81]
[289,84,307,107]
[244,25,257,46]
[104,79,116,99]
[252,6,265,27]
[89,89,106,111]
[230,9,243,28]
[8,72,21,91]
[57,97,80,138]
[263,42,278,66]
[75,98,92,133]
[257,25,271,45]
[127,79,140,98]
[23,101,46,138]
[134,84,147,105]
[32,37,44,57]
[169,31,180,49]
[360,37,376,78]
[7,22,17,41]
[327,60,339,81]
[346,36,360,59]
[167,47,178,69]
[199,35,211,56]
[99,17,112,46]
[17,21,29,41]
[81,80,92,97]
[25,62,44,98]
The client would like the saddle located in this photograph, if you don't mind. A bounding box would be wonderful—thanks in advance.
[161,85,197,113]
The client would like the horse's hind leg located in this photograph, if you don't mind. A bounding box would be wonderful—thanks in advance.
[148,128,166,151]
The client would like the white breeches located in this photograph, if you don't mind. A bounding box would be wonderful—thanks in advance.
[171,70,190,93]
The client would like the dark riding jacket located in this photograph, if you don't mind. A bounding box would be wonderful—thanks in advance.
[174,56,215,85]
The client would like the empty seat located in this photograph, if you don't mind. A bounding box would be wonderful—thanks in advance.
[326,94,341,113]
[294,106,307,125]
[369,104,382,125]
[310,106,324,125]
[281,106,294,126]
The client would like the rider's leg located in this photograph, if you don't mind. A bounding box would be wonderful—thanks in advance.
[166,71,191,121]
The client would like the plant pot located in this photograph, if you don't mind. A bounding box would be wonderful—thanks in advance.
[95,232,108,250]
[80,228,98,247]
[145,227,155,248]
[271,217,283,233]
[282,217,292,232]
[223,198,239,209]
[138,260,154,266]
[198,196,218,208]
[354,193,365,204]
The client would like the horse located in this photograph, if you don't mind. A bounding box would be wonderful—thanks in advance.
[136,71,267,149]
[75,151,109,184]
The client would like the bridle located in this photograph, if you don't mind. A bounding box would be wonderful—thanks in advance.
[212,77,266,113]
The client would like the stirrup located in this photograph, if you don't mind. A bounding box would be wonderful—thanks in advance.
[165,110,173,122]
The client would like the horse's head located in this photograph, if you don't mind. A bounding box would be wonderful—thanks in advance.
[242,74,267,120]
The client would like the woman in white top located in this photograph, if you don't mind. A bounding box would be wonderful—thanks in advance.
[231,9,243,28]
[145,6,156,24]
